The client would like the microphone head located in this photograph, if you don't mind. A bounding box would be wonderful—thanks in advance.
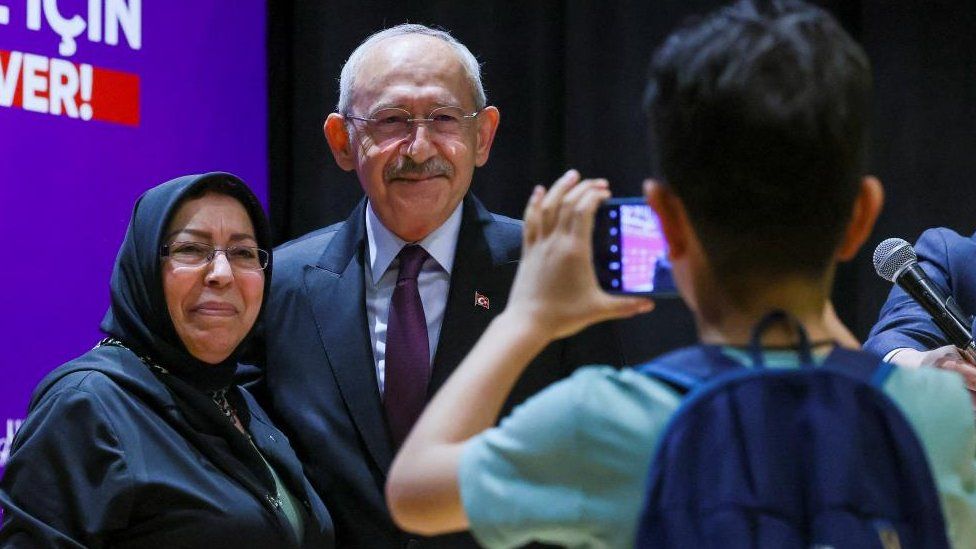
[873,238,917,282]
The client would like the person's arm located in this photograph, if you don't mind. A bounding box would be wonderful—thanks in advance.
[864,228,976,404]
[0,385,133,547]
[883,345,976,411]
[385,170,653,535]
[866,228,965,353]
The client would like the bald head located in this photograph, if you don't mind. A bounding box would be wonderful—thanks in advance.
[337,24,486,114]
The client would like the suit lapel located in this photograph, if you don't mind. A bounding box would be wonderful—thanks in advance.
[303,200,394,472]
[429,196,519,396]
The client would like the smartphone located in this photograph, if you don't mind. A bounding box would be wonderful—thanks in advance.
[592,198,678,296]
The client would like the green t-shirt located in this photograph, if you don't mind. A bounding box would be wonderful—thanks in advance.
[459,349,976,548]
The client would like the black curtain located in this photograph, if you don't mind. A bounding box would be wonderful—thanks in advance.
[267,0,976,362]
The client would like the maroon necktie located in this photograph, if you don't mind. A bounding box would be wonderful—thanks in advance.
[384,245,431,447]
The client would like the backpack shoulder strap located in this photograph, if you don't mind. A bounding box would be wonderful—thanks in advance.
[638,345,894,394]
[636,345,743,393]
[819,347,894,388]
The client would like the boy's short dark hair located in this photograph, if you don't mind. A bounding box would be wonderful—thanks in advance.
[644,0,871,295]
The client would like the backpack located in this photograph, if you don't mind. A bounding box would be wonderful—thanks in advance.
[634,311,949,549]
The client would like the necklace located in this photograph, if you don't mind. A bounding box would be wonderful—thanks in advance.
[211,387,234,418]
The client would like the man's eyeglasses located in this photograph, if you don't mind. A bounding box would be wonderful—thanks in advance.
[344,106,482,144]
[161,241,270,271]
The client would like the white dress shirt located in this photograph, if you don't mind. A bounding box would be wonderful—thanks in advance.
[364,201,463,395]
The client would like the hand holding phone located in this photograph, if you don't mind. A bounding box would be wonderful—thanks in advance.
[504,172,654,341]
[592,198,678,297]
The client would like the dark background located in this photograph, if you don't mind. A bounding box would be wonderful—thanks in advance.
[267,0,976,363]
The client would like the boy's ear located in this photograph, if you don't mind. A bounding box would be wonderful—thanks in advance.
[645,179,691,260]
[836,176,884,261]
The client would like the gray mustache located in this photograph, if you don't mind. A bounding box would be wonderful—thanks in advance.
[385,157,454,181]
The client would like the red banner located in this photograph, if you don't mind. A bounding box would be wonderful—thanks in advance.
[0,50,140,126]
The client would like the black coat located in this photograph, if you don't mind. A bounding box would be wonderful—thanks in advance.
[0,344,334,548]
[247,194,623,548]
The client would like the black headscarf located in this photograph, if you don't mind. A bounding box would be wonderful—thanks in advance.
[100,172,273,393]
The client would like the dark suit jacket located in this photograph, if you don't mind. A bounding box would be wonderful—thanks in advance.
[865,227,976,355]
[249,194,623,548]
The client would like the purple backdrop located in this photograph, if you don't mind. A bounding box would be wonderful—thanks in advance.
[0,0,268,474]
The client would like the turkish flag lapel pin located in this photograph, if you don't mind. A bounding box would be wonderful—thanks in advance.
[474,291,490,310]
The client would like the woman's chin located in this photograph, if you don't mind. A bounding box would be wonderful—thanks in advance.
[178,328,246,365]
[185,342,237,365]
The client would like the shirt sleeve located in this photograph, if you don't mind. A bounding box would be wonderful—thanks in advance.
[883,366,976,548]
[458,367,681,548]
[0,383,134,548]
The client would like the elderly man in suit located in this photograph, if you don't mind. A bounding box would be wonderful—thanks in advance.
[250,24,623,548]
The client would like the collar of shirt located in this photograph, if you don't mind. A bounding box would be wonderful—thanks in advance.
[365,200,463,281]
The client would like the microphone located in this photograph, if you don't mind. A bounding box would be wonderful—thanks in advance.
[872,238,976,361]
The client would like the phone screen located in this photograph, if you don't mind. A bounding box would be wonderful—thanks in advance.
[592,198,677,296]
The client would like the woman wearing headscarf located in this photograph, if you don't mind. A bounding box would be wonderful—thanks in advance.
[0,173,333,548]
